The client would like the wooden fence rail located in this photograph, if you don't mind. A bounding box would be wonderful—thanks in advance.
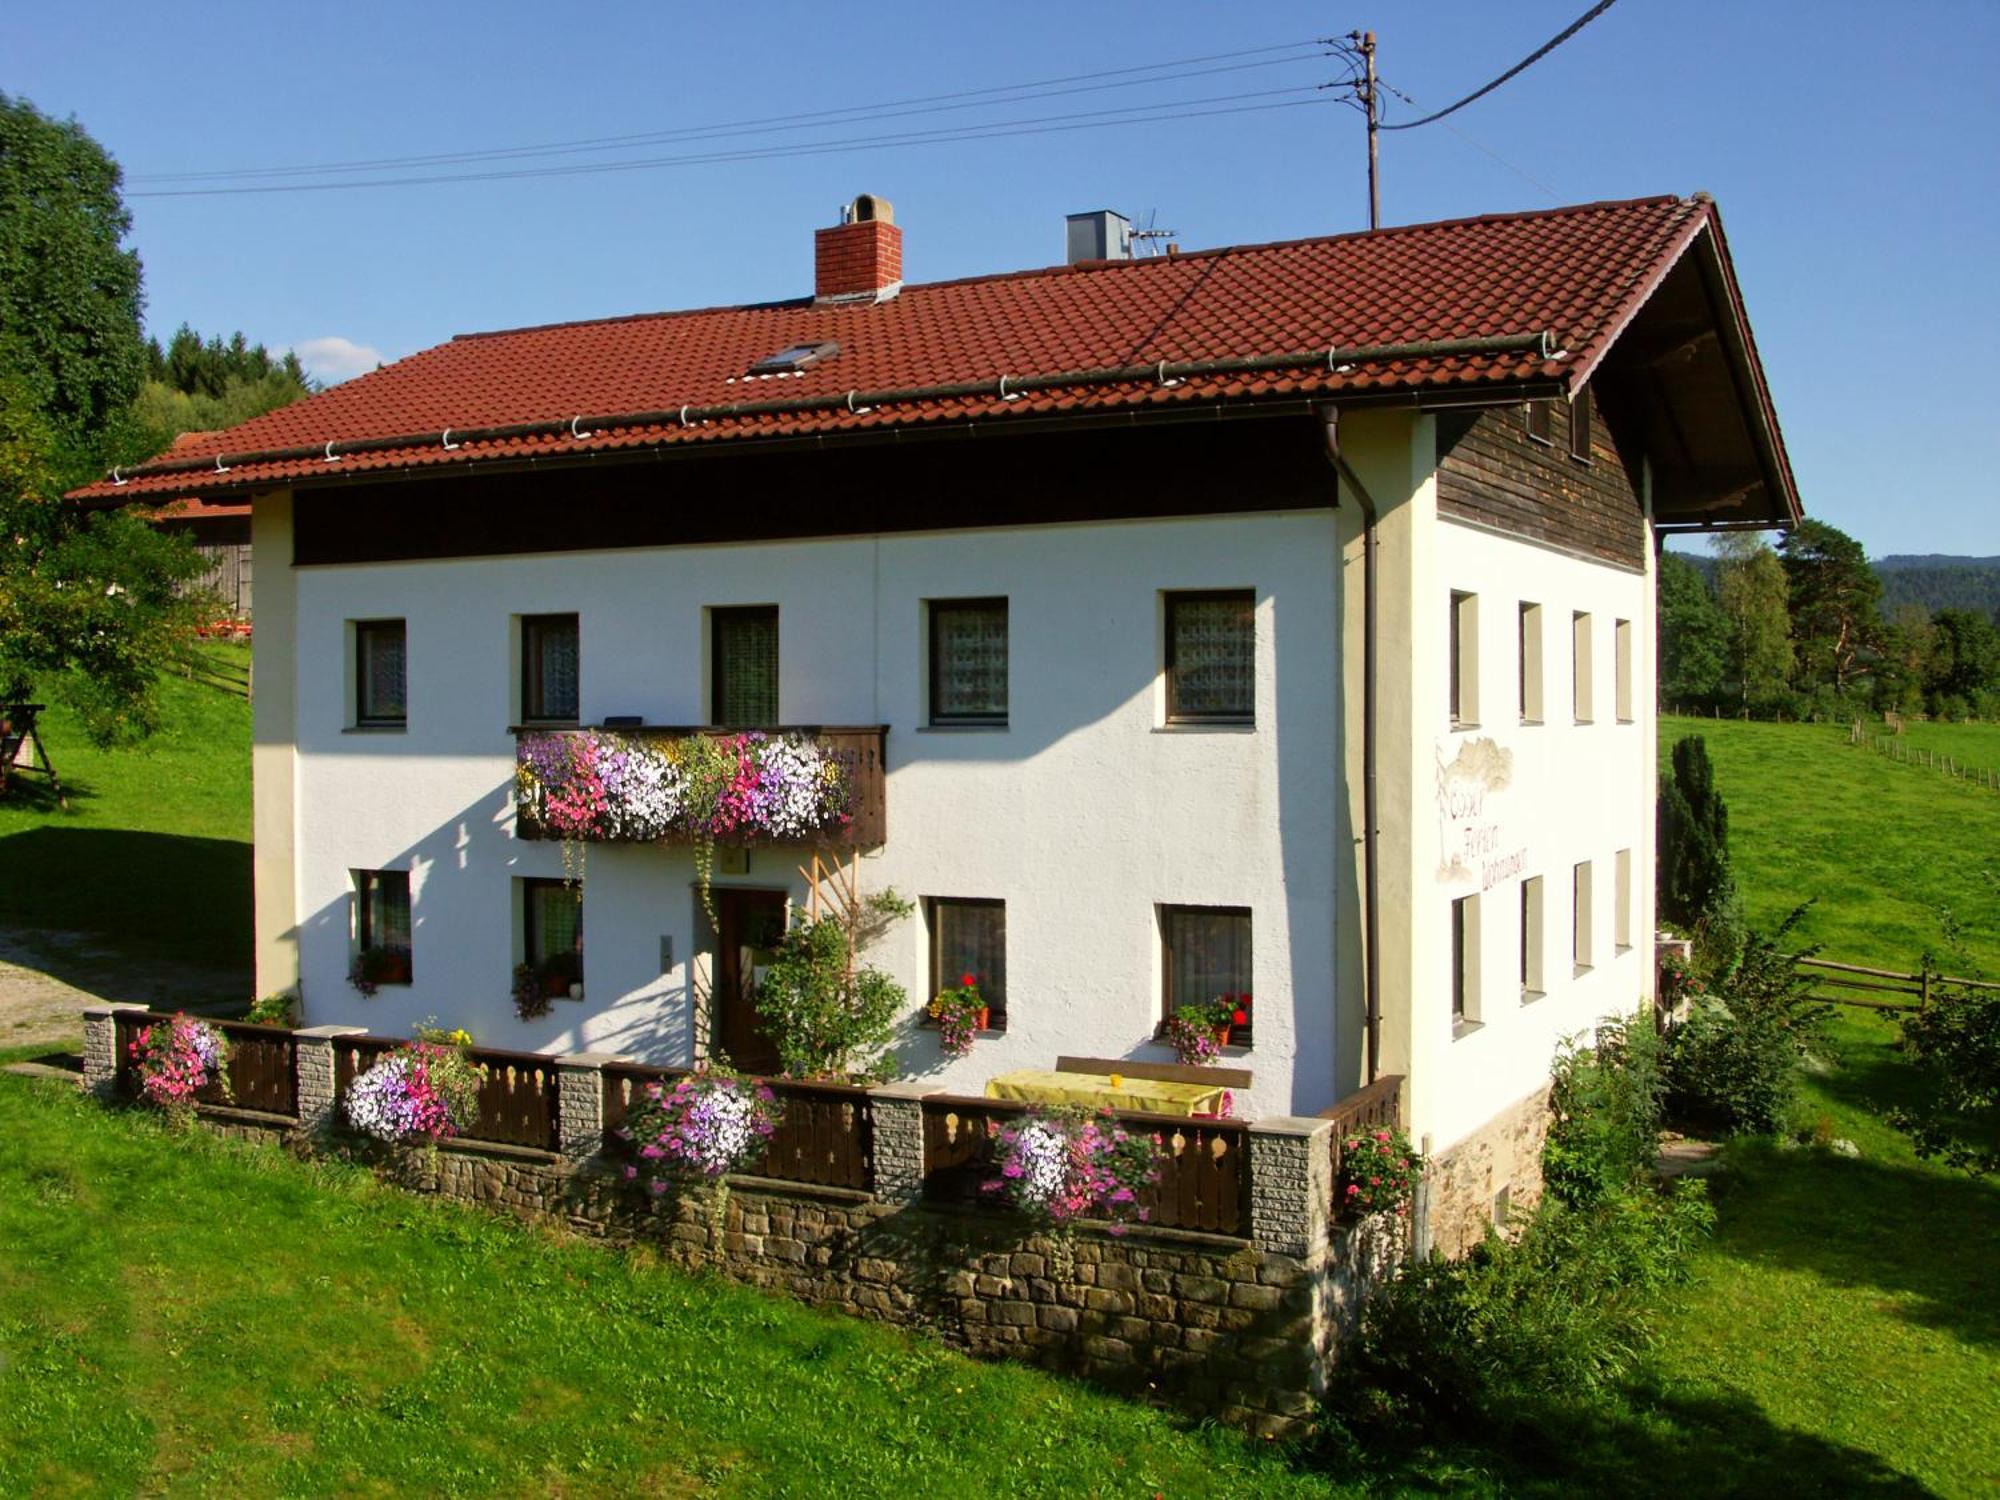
[600,1064,874,1192]
[333,1035,560,1151]
[111,1010,297,1116]
[1317,1074,1406,1189]
[1849,724,2000,793]
[918,1094,1250,1237]
[1798,958,2000,1013]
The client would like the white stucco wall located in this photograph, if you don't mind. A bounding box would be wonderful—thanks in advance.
[287,508,1344,1117]
[1421,516,1656,1153]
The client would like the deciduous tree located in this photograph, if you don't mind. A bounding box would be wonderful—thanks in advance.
[1714,535,1793,708]
[1658,552,1729,707]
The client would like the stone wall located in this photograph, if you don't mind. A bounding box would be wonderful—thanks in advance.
[1422,1082,1553,1258]
[79,1005,1407,1436]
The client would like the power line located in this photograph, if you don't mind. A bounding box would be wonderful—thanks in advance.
[129,89,1336,198]
[130,38,1329,184]
[1380,0,1622,131]
[1379,80,1561,201]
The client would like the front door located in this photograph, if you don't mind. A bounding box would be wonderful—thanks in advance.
[715,888,788,1074]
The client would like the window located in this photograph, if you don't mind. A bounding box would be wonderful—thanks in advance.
[1615,848,1634,951]
[712,606,779,726]
[1568,384,1593,462]
[353,869,412,984]
[354,620,407,727]
[521,877,584,996]
[1572,611,1595,723]
[1450,591,1479,726]
[520,613,579,724]
[1451,894,1480,1028]
[929,599,1008,725]
[929,898,1007,1029]
[1614,617,1634,722]
[1518,602,1544,723]
[1573,861,1595,973]
[1161,905,1253,1045]
[1521,876,1545,997]
[1524,399,1554,444]
[1165,590,1255,724]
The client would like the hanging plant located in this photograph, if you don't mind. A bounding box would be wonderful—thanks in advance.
[129,1014,231,1128]
[344,1024,481,1157]
[617,1068,784,1265]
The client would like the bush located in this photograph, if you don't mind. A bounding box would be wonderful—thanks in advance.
[1662,908,1827,1135]
[1657,736,1746,974]
[1327,1184,1714,1442]
[1893,982,2000,1176]
[753,915,905,1080]
[1543,1015,1664,1210]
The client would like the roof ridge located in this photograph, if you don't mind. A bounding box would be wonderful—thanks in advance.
[445,194,1696,346]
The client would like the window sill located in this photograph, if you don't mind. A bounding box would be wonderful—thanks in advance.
[1574,718,1596,727]
[1155,720,1256,734]
[1615,716,1636,726]
[513,720,581,732]
[1519,717,1544,728]
[1520,988,1547,1005]
[345,724,407,734]
[1574,963,1594,979]
[1615,944,1634,957]
[917,723,1009,734]
[1450,720,1481,733]
[1452,1018,1484,1041]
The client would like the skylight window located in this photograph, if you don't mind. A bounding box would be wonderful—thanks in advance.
[748,340,840,375]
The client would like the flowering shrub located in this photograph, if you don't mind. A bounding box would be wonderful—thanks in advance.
[983,1108,1162,1232]
[345,1034,481,1147]
[1161,998,1235,1065]
[619,1070,783,1194]
[515,729,853,844]
[1339,1126,1424,1217]
[926,973,988,1058]
[130,1014,231,1125]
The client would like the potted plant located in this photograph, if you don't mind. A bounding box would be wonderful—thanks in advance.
[348,946,411,996]
[1337,1126,1424,1218]
[540,948,582,999]
[129,1013,232,1128]
[983,1106,1163,1233]
[344,1022,481,1158]
[1161,998,1233,1065]
[617,1067,784,1265]
[926,972,989,1058]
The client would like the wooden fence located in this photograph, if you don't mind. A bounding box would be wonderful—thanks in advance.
[1850,725,2000,792]
[333,1034,560,1152]
[1317,1074,1406,1189]
[600,1064,874,1192]
[917,1094,1250,1237]
[1799,958,2000,1013]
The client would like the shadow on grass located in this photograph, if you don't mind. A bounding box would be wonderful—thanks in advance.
[0,826,251,994]
[1310,1378,1939,1498]
[0,775,97,818]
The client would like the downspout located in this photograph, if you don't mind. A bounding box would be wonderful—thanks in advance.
[1318,404,1382,1084]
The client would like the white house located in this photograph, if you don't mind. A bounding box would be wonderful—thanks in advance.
[79,192,1799,1252]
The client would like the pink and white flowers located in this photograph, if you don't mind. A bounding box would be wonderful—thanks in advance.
[620,1071,783,1194]
[983,1108,1162,1232]
[129,1014,231,1126]
[345,1039,481,1146]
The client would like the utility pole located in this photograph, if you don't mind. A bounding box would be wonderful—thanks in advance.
[1356,29,1381,230]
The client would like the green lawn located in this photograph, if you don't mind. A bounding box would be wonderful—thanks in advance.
[1886,717,2000,780]
[1650,715,2000,1499]
[0,647,251,979]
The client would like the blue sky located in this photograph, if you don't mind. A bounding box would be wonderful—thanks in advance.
[12,1,1998,557]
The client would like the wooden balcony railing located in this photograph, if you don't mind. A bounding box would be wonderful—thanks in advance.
[1319,1074,1406,1189]
[513,724,887,847]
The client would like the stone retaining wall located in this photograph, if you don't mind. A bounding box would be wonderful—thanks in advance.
[1423,1082,1553,1258]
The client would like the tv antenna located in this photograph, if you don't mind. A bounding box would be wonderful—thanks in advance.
[1127,207,1178,258]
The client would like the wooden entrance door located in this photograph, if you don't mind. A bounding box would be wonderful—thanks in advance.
[715,888,788,1074]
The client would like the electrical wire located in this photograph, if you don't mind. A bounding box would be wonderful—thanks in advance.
[1379,80,1562,201]
[1380,0,1621,131]
[129,88,1334,198]
[130,38,1330,183]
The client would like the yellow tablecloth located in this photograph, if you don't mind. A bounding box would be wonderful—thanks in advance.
[984,1069,1231,1118]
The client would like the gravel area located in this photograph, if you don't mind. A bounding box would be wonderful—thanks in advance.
[0,929,246,1051]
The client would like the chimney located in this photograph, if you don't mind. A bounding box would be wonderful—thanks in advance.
[1065,209,1131,265]
[814,194,902,304]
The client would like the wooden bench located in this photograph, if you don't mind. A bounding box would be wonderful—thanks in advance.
[1054,1055,1253,1091]
[0,704,63,808]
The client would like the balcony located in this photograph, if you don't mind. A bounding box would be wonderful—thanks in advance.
[513,724,886,847]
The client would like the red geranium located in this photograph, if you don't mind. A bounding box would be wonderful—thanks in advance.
[960,972,977,988]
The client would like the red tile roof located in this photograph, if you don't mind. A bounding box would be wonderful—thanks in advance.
[75,195,1747,502]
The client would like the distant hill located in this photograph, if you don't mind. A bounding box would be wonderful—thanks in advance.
[1874,556,2000,617]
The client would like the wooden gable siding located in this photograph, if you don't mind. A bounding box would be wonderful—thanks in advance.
[1434,397,1646,569]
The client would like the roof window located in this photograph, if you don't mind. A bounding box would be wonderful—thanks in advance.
[748,340,840,376]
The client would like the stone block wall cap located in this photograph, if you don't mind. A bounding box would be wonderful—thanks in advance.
[82,1003,124,1018]
[556,1051,628,1068]
[1250,1115,1333,1137]
[295,1024,370,1038]
[868,1080,933,1101]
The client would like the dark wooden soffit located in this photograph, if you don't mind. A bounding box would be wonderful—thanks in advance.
[292,416,1335,566]
[1589,220,1803,533]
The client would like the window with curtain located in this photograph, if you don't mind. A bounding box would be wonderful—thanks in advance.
[523,877,583,983]
[929,898,1006,1027]
[929,599,1008,724]
[355,619,407,726]
[712,606,779,726]
[1161,905,1252,1045]
[1165,590,1255,723]
[355,869,411,956]
[521,613,579,723]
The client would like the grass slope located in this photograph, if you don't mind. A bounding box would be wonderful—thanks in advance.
[1652,715,2000,1499]
[0,647,251,976]
[0,1078,1349,1500]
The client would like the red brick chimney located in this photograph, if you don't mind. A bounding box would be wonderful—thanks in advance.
[814,193,902,304]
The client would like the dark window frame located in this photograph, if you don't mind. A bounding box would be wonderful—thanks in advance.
[1164,588,1256,725]
[1524,398,1554,444]
[1568,384,1593,463]
[521,876,584,978]
[927,597,1010,726]
[520,612,580,724]
[354,618,408,727]
[926,896,1008,1030]
[710,605,780,727]
[354,869,412,982]
[1159,903,1254,1047]
[1451,896,1470,1023]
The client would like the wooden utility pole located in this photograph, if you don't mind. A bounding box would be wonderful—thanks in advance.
[1358,30,1380,230]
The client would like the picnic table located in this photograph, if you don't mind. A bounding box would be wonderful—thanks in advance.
[984,1068,1233,1118]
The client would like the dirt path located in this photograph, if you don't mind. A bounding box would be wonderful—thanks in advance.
[0,929,247,1052]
